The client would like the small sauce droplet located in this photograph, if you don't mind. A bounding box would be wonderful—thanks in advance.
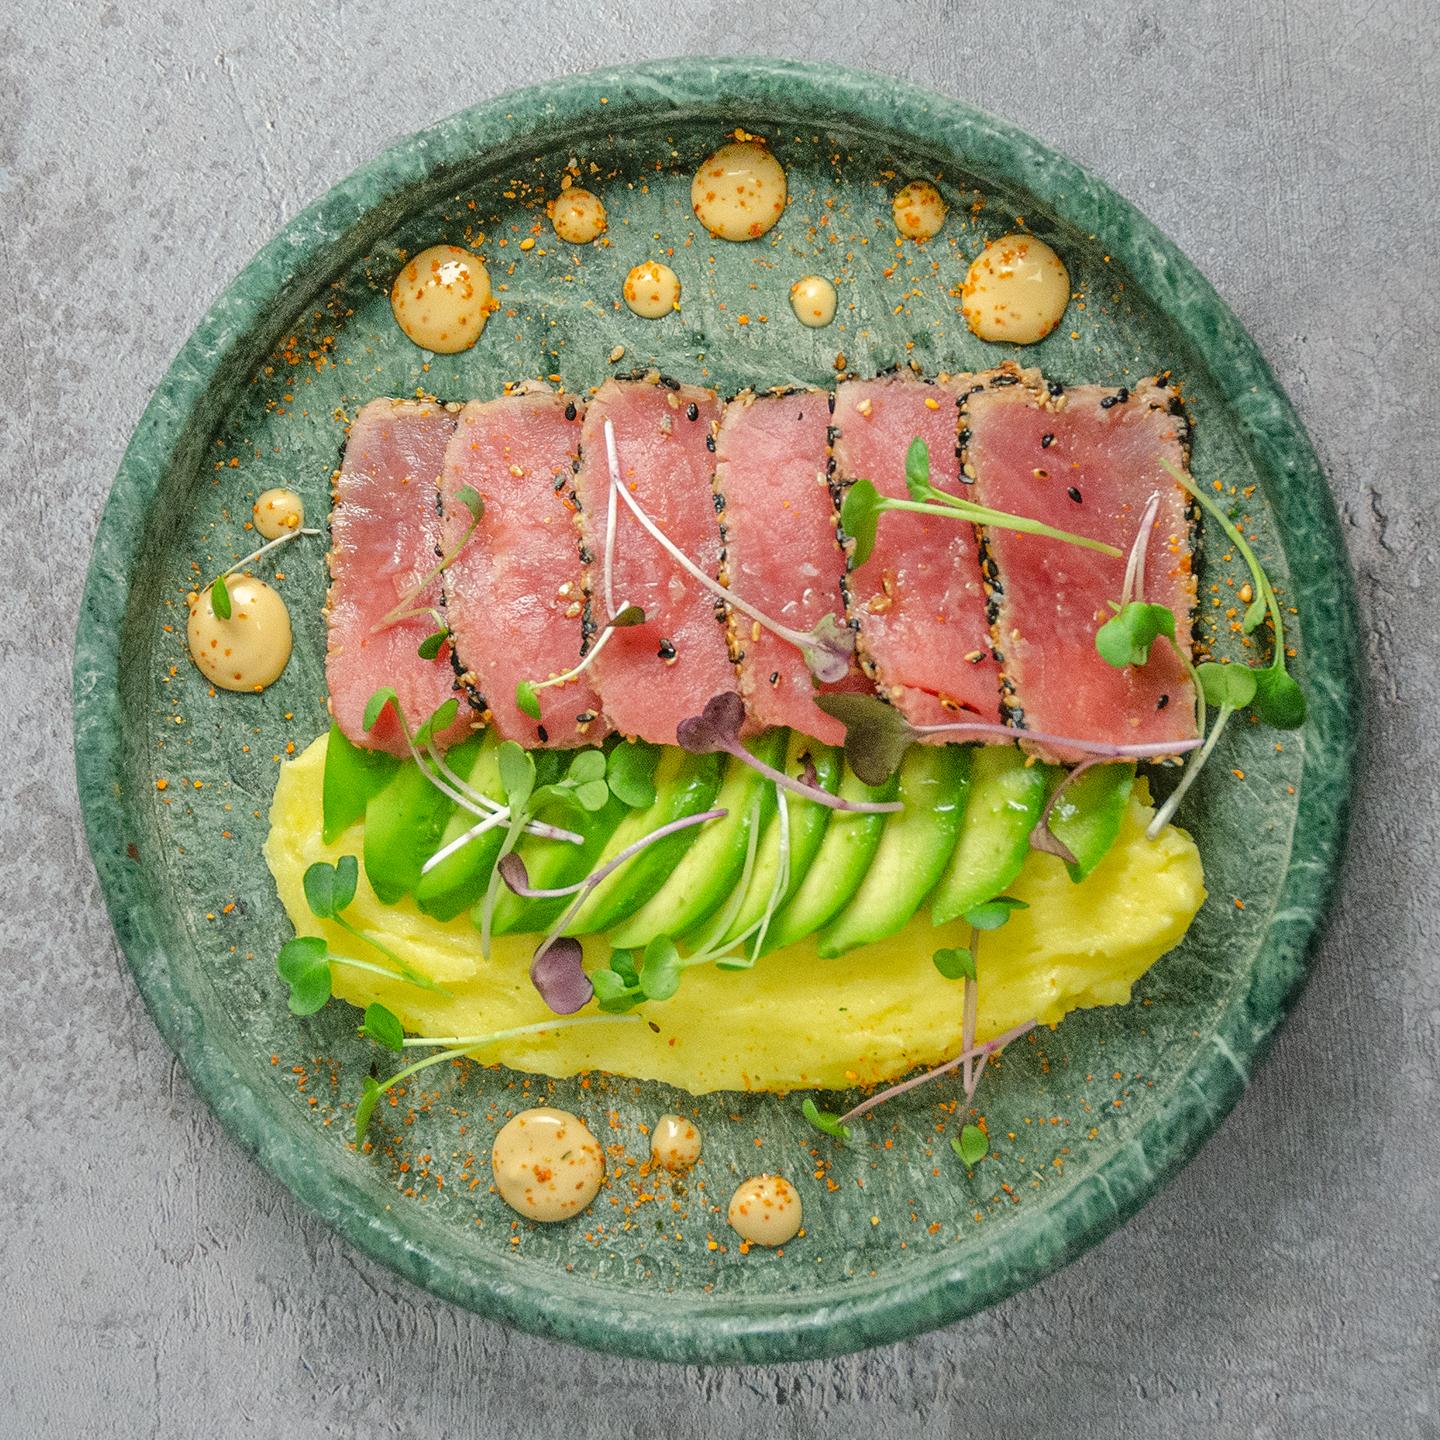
[650,1113,701,1172]
[491,1107,605,1222]
[691,140,787,242]
[962,234,1070,344]
[186,576,292,692]
[788,274,837,328]
[550,187,607,244]
[252,487,304,540]
[727,1173,802,1247]
[390,244,493,353]
[892,180,947,240]
[623,261,681,319]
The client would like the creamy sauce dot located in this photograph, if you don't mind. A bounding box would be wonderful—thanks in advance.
[187,575,292,692]
[252,487,304,540]
[788,274,837,329]
[691,140,787,242]
[892,180,947,240]
[962,234,1071,344]
[390,244,493,353]
[650,1114,701,1172]
[727,1173,802,1247]
[550,187,607,244]
[623,261,681,319]
[491,1107,605,1222]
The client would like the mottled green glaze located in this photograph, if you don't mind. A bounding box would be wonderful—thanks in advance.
[73,59,1359,1364]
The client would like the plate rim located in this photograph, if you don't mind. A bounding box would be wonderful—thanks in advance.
[72,55,1361,1364]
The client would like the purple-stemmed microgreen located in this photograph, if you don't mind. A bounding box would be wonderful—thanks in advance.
[370,485,484,634]
[827,1021,1038,1129]
[474,746,629,961]
[840,438,1123,570]
[602,419,855,683]
[510,806,728,1013]
[591,796,766,1013]
[1028,757,1104,867]
[515,602,645,721]
[803,902,1033,1159]
[351,1007,640,1144]
[679,693,901,813]
[816,692,1201,787]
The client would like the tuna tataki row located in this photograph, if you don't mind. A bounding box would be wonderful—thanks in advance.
[325,366,1199,761]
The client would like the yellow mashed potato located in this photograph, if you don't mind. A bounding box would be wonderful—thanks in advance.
[265,738,1205,1094]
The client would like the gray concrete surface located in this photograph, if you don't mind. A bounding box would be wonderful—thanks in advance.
[2,1,1436,1435]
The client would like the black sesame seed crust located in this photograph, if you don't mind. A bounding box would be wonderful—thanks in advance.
[957,365,1198,742]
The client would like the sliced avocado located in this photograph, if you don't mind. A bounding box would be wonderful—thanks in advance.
[485,747,630,936]
[322,723,400,843]
[1046,762,1135,881]
[818,743,972,958]
[930,745,1048,925]
[565,748,724,935]
[606,730,788,949]
[759,761,900,955]
[701,735,841,952]
[363,735,483,905]
[414,733,505,921]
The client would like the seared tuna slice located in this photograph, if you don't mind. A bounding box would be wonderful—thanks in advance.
[712,388,866,746]
[440,390,604,748]
[961,370,1198,759]
[326,399,470,755]
[830,372,1002,726]
[573,377,735,745]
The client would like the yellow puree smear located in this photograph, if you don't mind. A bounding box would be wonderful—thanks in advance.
[265,738,1205,1095]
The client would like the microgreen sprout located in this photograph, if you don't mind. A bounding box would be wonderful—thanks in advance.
[515,602,646,721]
[953,1124,989,1167]
[829,1020,1038,1130]
[370,485,484,634]
[275,856,450,1015]
[1029,758,1102,867]
[816,692,1201,787]
[840,438,1124,570]
[801,1098,852,1143]
[1160,458,1306,731]
[351,1010,640,1145]
[511,806,728,1012]
[679,693,901,813]
[602,418,855,682]
[803,905,1034,1154]
[363,691,582,869]
[201,522,324,617]
[1146,662,1257,837]
[475,744,650,963]
[417,627,450,660]
[590,782,797,1012]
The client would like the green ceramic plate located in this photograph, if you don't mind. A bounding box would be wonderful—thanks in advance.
[74,59,1359,1363]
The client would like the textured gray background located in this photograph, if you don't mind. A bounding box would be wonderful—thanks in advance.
[2,0,1435,1435]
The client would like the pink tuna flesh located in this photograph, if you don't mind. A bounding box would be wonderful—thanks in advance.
[713,388,867,747]
[831,373,1002,727]
[326,399,471,755]
[962,373,1198,760]
[440,390,605,748]
[573,378,736,745]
